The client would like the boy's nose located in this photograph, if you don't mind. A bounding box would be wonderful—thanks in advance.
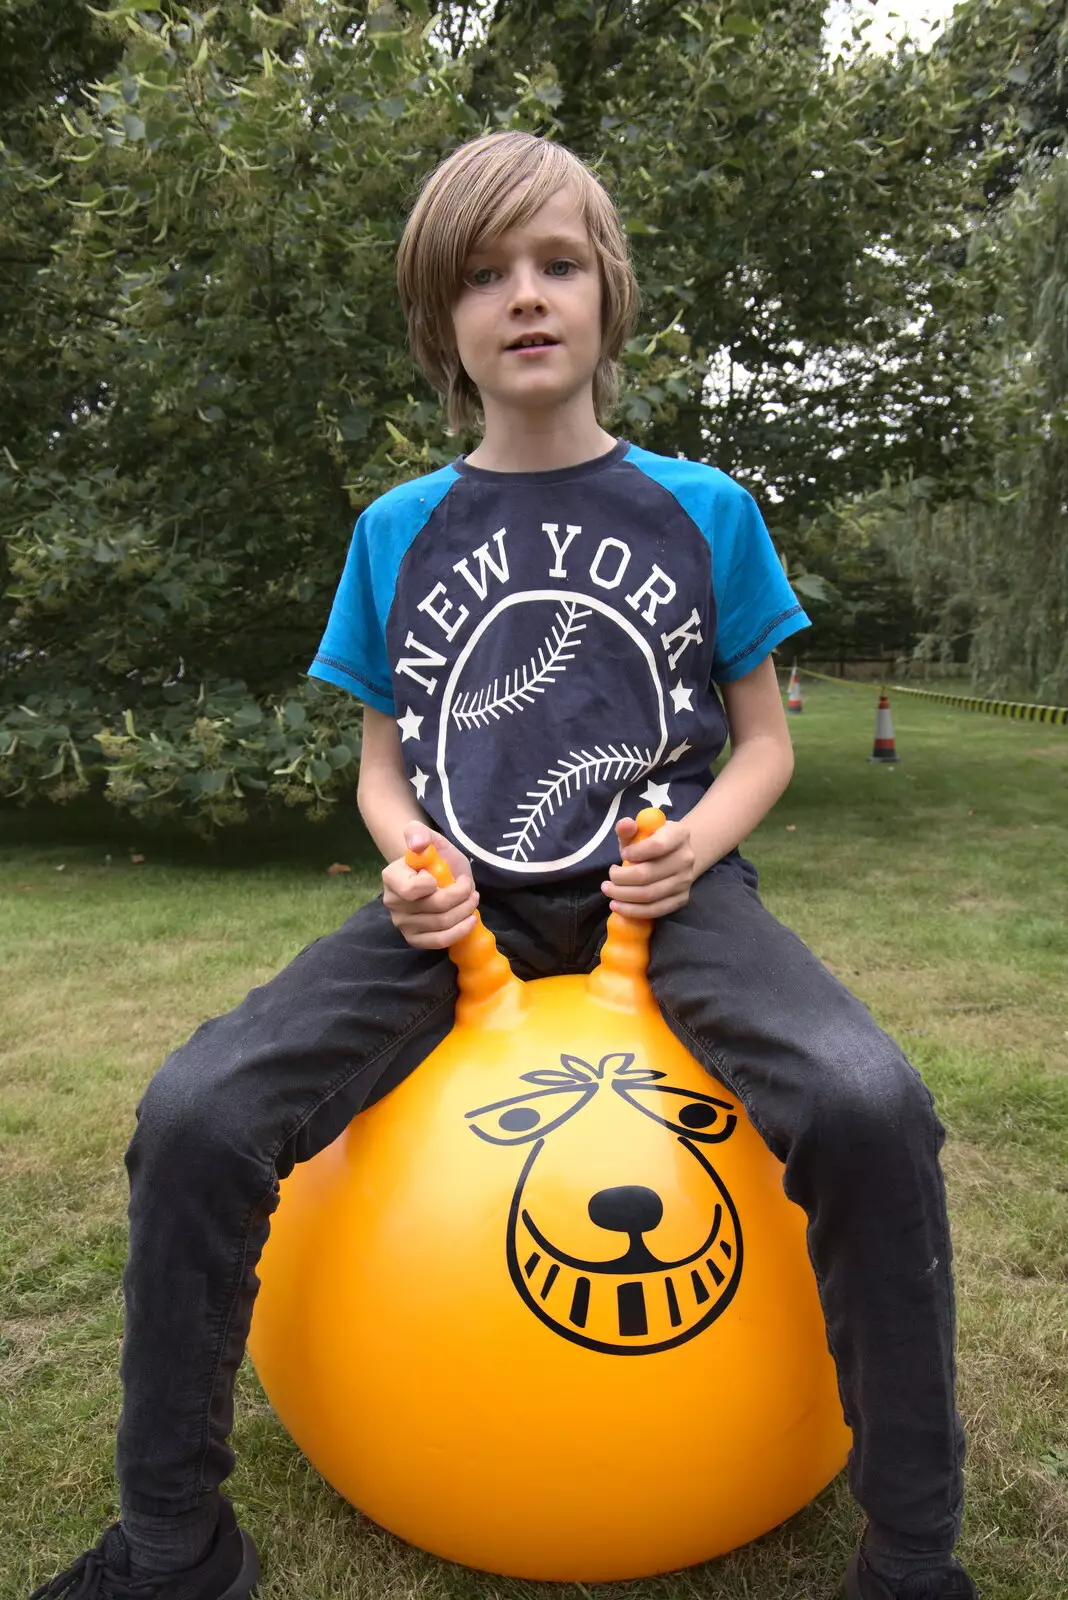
[508,269,547,315]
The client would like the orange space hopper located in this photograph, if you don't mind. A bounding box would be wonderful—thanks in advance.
[249,810,850,1580]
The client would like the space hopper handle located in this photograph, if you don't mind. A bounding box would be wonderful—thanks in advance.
[402,839,520,1021]
[585,807,666,1009]
[404,809,666,1021]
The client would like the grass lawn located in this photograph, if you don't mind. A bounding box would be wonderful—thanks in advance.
[2,681,1066,1600]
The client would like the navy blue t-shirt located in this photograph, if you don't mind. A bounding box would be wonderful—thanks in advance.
[310,439,809,889]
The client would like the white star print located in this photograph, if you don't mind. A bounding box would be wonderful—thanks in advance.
[411,767,429,800]
[396,706,424,742]
[640,780,673,809]
[665,740,692,764]
[669,682,694,713]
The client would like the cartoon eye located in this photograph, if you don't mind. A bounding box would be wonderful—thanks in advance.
[611,1081,738,1143]
[465,1084,597,1146]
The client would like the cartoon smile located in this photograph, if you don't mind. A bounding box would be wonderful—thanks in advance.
[466,1052,744,1354]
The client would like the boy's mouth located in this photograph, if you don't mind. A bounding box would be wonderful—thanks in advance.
[506,333,560,350]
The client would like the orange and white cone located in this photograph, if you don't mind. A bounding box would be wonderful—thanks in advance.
[786,665,803,714]
[869,692,900,762]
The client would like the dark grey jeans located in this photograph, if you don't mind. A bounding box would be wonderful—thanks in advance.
[117,857,964,1558]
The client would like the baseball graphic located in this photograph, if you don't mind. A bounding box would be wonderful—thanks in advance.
[438,590,668,873]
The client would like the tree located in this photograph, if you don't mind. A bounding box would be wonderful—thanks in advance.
[0,0,1040,824]
[841,151,1068,699]
[823,5,1068,700]
[461,0,1027,514]
[2,2,474,823]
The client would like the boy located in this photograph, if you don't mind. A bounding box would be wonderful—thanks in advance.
[32,132,974,1600]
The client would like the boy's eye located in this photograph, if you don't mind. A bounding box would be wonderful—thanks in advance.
[464,262,573,287]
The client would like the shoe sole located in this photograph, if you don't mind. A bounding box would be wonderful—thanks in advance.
[218,1531,260,1599]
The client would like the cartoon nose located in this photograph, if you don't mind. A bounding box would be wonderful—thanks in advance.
[588,1185,664,1236]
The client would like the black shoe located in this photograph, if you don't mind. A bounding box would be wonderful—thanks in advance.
[29,1497,259,1599]
[843,1548,979,1600]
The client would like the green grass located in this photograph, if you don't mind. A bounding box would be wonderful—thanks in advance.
[2,683,1066,1599]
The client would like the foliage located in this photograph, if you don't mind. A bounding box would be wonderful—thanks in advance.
[0,675,364,827]
[832,141,1068,699]
[463,0,1028,511]
[2,1,469,822]
[786,536,926,668]
[0,0,1051,823]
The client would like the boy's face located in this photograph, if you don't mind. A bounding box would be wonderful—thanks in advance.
[452,187,603,423]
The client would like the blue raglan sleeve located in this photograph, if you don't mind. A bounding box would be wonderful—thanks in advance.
[308,509,395,714]
[710,486,810,683]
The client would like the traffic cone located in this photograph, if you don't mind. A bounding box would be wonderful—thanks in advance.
[869,691,900,762]
[786,665,803,714]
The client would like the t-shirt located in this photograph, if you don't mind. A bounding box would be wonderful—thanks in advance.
[310,438,809,889]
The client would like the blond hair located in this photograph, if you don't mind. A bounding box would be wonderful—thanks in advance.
[396,131,640,433]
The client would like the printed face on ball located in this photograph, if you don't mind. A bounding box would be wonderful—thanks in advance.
[465,1052,743,1354]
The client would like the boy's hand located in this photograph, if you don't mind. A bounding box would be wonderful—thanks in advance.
[382,824,479,949]
[602,816,697,919]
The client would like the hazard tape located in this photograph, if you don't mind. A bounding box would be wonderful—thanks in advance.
[887,685,1068,725]
[789,667,1068,727]
[793,667,876,692]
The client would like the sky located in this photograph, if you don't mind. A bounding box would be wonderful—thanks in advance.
[824,0,962,55]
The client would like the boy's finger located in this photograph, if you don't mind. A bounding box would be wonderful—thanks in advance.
[402,898,479,931]
[390,870,471,907]
[409,914,479,950]
[606,867,688,900]
[412,876,475,908]
[605,878,654,903]
[620,828,673,859]
[608,855,672,884]
[401,868,441,900]
[608,895,685,920]
[606,862,646,888]
[411,881,478,914]
[614,816,639,846]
